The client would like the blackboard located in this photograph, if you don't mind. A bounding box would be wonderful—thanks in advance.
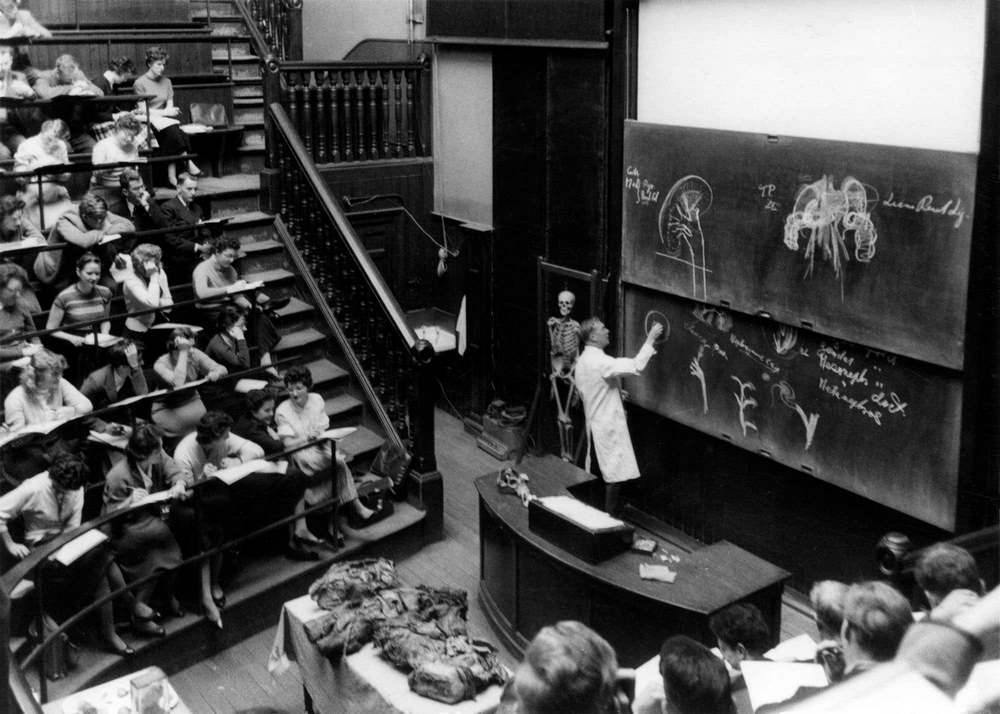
[622,286,962,530]
[622,122,977,370]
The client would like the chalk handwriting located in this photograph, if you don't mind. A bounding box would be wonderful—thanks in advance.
[871,391,907,416]
[685,322,729,361]
[729,333,780,374]
[624,166,660,206]
[818,377,882,425]
[818,353,869,387]
[772,326,798,356]
[881,192,966,229]
[732,376,759,437]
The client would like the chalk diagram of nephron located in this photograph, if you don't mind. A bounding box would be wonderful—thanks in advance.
[783,175,879,284]
[657,175,713,301]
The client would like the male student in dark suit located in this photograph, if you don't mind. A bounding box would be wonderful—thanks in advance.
[159,172,211,279]
[119,168,167,234]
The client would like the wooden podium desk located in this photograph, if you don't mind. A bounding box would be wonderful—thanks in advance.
[477,456,790,667]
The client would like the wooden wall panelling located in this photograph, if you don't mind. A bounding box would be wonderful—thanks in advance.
[28,0,191,26]
[426,0,605,43]
[28,37,214,80]
[321,158,437,312]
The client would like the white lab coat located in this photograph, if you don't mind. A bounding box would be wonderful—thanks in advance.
[574,342,656,483]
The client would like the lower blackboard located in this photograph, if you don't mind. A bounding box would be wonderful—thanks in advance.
[622,286,961,530]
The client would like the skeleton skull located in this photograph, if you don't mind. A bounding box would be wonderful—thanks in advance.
[557,290,575,318]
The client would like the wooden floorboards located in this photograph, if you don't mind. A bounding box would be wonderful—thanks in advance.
[165,408,816,712]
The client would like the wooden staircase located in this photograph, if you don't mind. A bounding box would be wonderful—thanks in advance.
[190,0,267,173]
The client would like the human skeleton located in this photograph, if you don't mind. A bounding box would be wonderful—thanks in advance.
[546,290,581,460]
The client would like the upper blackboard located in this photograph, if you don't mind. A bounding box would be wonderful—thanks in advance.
[622,286,962,530]
[622,122,977,370]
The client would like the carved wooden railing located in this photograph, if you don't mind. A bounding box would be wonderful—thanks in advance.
[269,102,437,473]
[244,0,302,62]
[276,62,428,165]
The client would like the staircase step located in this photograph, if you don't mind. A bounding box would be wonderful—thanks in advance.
[240,238,282,255]
[234,106,264,124]
[244,267,294,285]
[190,0,238,18]
[304,357,349,387]
[273,327,325,352]
[215,57,261,80]
[206,18,246,36]
[233,147,266,173]
[325,393,363,419]
[241,126,266,147]
[224,210,274,242]
[340,426,385,462]
[273,296,313,318]
[212,44,253,60]
[232,83,263,99]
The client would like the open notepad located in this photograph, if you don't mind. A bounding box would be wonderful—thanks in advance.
[210,458,288,486]
[49,529,109,566]
[741,660,828,711]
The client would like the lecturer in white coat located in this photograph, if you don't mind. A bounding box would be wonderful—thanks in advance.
[574,317,663,515]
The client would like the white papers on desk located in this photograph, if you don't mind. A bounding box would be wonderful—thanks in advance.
[81,333,120,347]
[227,280,264,294]
[180,123,213,134]
[766,633,819,662]
[0,235,45,253]
[535,495,626,531]
[133,490,176,508]
[49,529,109,566]
[235,378,268,394]
[150,322,203,333]
[0,419,67,447]
[319,427,357,441]
[97,232,122,245]
[211,458,288,485]
[150,115,180,131]
[741,660,828,711]
[88,428,131,450]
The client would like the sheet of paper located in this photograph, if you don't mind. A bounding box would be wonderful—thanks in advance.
[235,378,268,393]
[211,458,287,485]
[133,490,176,508]
[49,529,109,566]
[741,660,828,711]
[227,280,264,294]
[638,563,677,583]
[319,427,357,441]
[765,633,819,662]
[87,429,131,450]
[0,419,67,447]
[149,323,203,332]
[150,115,180,131]
[0,235,45,252]
[536,495,626,530]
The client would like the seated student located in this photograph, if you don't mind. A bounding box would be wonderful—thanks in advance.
[758,581,914,712]
[193,234,281,372]
[205,305,253,373]
[1,348,92,482]
[0,196,45,310]
[90,114,145,214]
[0,453,133,657]
[80,339,148,429]
[501,620,621,714]
[46,254,115,380]
[132,46,201,187]
[710,602,771,672]
[159,173,212,277]
[118,168,167,234]
[914,543,985,610]
[173,410,265,628]
[709,602,771,714]
[47,193,134,291]
[1,45,39,155]
[113,243,173,347]
[13,119,73,229]
[659,636,736,714]
[276,366,381,547]
[102,424,186,637]
[89,56,138,141]
[33,54,103,154]
[811,580,849,683]
[232,389,318,561]
[0,263,40,363]
[0,0,51,39]
[150,326,226,446]
[3,347,92,430]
